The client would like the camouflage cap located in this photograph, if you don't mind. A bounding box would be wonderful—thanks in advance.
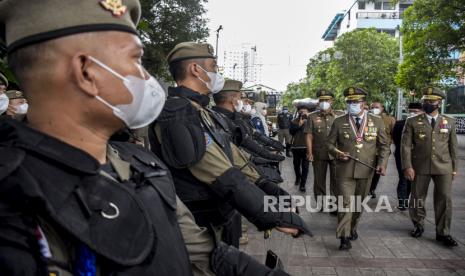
[421,86,445,101]
[0,0,141,53]
[220,79,242,93]
[343,87,367,101]
[316,89,334,100]
[5,90,24,100]
[167,42,216,64]
[0,73,8,87]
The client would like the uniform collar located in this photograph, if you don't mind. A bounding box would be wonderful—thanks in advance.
[0,118,101,174]
[168,86,211,107]
[212,105,235,119]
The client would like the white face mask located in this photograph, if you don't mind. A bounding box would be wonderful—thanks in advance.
[0,94,8,114]
[15,103,28,115]
[242,103,252,114]
[89,56,166,129]
[234,99,244,113]
[261,109,267,116]
[348,103,362,115]
[371,108,381,115]
[319,101,331,111]
[251,108,257,115]
[197,65,225,94]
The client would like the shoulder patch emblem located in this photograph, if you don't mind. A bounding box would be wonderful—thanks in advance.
[204,132,213,146]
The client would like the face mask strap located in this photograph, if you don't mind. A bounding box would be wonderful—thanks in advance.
[95,95,122,113]
[88,56,127,82]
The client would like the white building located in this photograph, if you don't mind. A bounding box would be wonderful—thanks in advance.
[222,43,262,85]
[322,0,415,42]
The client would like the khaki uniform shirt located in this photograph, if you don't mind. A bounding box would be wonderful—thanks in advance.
[401,113,457,175]
[327,112,391,179]
[381,113,396,143]
[304,110,344,160]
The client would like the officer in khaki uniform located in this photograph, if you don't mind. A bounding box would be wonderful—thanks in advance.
[5,90,28,120]
[327,87,390,250]
[369,101,396,198]
[305,89,344,208]
[401,86,458,247]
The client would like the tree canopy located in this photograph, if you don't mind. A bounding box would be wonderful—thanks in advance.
[396,0,465,91]
[283,28,399,112]
[139,0,210,81]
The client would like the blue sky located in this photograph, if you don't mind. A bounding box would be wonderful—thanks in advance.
[205,0,350,91]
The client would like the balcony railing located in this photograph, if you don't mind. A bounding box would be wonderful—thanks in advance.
[356,12,402,19]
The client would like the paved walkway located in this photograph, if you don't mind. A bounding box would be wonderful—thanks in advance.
[243,135,465,275]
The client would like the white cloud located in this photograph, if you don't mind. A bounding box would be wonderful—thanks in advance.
[205,0,348,91]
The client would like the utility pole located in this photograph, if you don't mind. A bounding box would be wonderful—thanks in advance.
[215,25,223,57]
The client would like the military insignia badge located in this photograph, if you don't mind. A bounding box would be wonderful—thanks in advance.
[100,0,127,16]
[427,87,433,95]
[418,133,426,140]
[321,90,326,95]
[349,88,355,95]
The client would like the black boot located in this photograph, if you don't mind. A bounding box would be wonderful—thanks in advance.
[286,144,292,157]
[410,224,424,238]
[299,180,306,192]
[349,230,358,241]
[339,237,352,250]
[436,234,458,247]
[294,176,301,186]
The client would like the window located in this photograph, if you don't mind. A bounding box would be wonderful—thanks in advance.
[383,2,395,10]
[358,1,366,10]
[375,2,382,10]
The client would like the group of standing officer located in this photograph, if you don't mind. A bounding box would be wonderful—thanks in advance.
[289,85,458,251]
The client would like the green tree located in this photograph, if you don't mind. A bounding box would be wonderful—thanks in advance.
[396,0,465,91]
[139,0,210,81]
[284,28,399,111]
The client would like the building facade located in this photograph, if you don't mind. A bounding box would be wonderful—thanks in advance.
[222,43,262,85]
[322,0,415,42]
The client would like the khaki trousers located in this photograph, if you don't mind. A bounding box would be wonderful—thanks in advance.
[409,174,453,236]
[336,177,372,238]
[312,159,337,198]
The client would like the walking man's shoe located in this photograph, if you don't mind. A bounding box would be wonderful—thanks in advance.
[410,225,424,238]
[436,234,458,247]
[349,230,358,241]
[339,237,352,250]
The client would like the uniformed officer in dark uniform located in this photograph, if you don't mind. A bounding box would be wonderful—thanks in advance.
[277,106,294,157]
[401,87,458,247]
[0,1,292,275]
[392,102,422,210]
[212,79,285,163]
[150,42,311,247]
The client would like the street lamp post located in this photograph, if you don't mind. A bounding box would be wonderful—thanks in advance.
[215,25,223,56]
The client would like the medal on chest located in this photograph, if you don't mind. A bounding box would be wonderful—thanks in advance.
[349,115,367,149]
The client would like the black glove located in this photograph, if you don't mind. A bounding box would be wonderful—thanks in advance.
[211,167,312,236]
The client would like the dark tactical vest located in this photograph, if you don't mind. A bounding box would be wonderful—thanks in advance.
[0,119,192,276]
[150,87,235,227]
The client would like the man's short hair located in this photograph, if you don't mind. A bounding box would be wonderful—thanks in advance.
[169,58,205,82]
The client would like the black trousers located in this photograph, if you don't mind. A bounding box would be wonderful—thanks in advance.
[395,152,411,206]
[292,148,309,186]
